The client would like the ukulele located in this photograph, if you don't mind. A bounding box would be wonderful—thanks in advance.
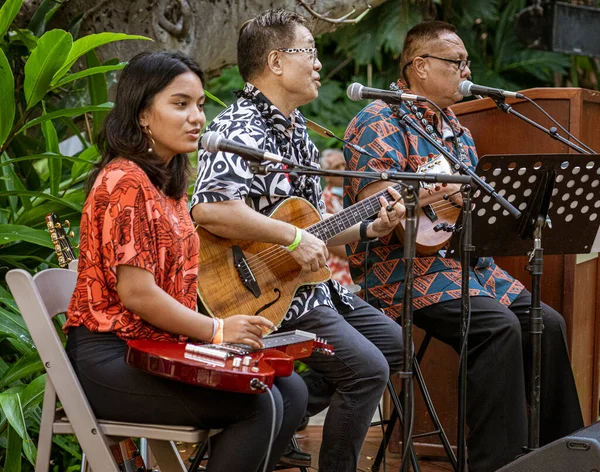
[394,154,462,255]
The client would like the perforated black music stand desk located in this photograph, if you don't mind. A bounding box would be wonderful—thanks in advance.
[447,153,600,454]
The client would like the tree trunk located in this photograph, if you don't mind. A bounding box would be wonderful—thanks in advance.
[21,0,389,76]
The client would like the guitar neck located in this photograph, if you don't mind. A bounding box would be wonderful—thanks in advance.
[307,184,402,241]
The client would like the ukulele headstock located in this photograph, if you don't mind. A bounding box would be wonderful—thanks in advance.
[45,212,77,268]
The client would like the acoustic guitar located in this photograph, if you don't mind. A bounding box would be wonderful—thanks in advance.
[196,166,460,327]
[125,330,333,394]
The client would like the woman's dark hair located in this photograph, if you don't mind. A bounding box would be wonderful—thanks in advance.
[89,51,205,199]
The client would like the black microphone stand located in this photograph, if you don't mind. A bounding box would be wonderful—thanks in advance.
[388,105,521,472]
[249,161,471,472]
[489,96,588,453]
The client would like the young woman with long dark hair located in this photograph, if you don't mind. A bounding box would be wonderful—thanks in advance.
[65,51,308,472]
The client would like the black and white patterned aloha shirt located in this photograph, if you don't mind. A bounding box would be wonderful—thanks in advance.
[191,83,353,323]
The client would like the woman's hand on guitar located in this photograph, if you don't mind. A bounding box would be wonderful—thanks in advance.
[289,230,329,273]
[223,315,274,349]
[368,187,406,238]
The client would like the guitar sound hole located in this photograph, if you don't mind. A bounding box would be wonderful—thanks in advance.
[254,288,282,316]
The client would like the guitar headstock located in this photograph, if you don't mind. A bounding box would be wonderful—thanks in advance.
[45,212,76,269]
[313,338,334,356]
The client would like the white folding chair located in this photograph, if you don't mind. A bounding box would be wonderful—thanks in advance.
[6,268,218,472]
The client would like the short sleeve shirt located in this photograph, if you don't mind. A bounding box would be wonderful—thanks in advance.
[65,160,199,341]
[191,83,353,323]
[343,82,524,320]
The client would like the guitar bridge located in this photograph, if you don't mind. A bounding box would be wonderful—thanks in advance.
[233,246,261,298]
[422,204,438,223]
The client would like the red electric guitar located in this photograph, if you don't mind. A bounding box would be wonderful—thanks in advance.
[125,330,333,394]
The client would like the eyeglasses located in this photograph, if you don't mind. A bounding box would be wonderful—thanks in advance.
[417,54,471,71]
[277,47,318,63]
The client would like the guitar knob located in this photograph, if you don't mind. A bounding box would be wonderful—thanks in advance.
[433,223,446,232]
[242,356,252,366]
[232,357,242,368]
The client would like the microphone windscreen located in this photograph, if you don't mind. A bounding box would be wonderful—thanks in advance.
[458,80,473,97]
[346,83,363,102]
[200,131,221,152]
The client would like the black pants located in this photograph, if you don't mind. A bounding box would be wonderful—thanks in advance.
[66,326,308,472]
[413,289,583,472]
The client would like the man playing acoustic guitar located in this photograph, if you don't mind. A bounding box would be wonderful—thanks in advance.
[343,21,583,472]
[191,9,405,472]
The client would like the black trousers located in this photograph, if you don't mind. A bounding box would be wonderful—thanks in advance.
[65,326,308,472]
[413,289,583,472]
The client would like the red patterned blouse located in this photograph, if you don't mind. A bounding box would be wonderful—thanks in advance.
[65,159,199,341]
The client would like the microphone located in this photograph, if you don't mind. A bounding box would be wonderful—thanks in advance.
[200,131,294,166]
[347,83,427,103]
[458,80,524,99]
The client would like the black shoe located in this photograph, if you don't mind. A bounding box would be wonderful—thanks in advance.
[278,442,312,467]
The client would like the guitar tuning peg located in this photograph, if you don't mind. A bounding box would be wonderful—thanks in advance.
[74,244,80,249]
[69,231,75,238]
[64,220,70,227]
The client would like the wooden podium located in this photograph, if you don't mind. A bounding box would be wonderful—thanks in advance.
[390,88,600,456]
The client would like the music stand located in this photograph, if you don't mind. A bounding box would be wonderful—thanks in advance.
[447,153,600,453]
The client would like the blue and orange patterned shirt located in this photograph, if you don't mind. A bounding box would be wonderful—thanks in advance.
[343,82,524,320]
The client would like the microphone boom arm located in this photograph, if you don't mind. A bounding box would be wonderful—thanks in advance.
[491,97,591,155]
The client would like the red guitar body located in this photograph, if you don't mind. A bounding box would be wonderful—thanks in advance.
[125,330,333,394]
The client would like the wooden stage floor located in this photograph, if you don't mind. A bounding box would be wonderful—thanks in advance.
[277,425,455,471]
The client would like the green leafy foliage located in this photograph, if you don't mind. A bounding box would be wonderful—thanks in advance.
[0,2,150,468]
[0,49,15,147]
[24,29,72,110]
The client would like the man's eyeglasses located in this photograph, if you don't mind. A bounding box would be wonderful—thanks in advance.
[413,54,471,71]
[277,47,318,63]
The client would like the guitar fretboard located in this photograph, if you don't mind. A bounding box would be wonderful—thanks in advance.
[307,185,402,241]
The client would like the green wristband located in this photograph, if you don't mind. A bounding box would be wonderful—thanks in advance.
[287,227,302,252]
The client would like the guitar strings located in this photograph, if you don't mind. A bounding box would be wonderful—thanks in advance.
[246,205,461,279]
[242,200,462,277]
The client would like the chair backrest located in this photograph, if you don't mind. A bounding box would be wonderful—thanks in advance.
[6,269,119,471]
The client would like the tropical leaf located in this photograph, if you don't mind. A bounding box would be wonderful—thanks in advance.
[21,375,46,414]
[40,108,61,196]
[53,32,151,82]
[51,62,127,89]
[0,224,55,248]
[0,49,15,149]
[19,103,113,133]
[0,151,30,218]
[0,393,28,441]
[0,352,43,387]
[71,144,100,182]
[0,285,19,313]
[0,0,23,38]
[4,423,22,472]
[0,393,36,465]
[8,28,39,51]
[28,0,62,37]
[24,29,73,110]
[205,90,227,108]
[86,50,108,138]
